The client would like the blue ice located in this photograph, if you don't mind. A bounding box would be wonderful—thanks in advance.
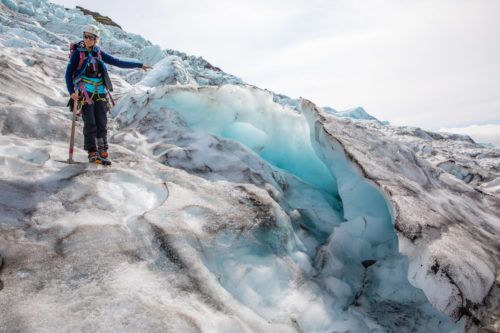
[147,85,462,332]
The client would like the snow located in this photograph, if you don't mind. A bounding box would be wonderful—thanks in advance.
[369,122,500,196]
[0,0,499,332]
[323,106,389,124]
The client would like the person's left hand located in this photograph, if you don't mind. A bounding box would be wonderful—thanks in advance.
[142,64,152,71]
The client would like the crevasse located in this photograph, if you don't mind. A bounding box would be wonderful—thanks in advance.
[114,84,463,332]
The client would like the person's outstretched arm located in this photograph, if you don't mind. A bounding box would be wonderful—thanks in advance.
[100,50,143,69]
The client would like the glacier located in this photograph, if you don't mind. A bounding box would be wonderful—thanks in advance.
[1,1,499,332]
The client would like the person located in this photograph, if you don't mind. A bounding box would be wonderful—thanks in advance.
[65,24,151,164]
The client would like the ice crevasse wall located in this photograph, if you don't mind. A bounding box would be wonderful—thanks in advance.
[113,85,464,331]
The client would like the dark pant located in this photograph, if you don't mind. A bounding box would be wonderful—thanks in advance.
[82,98,108,153]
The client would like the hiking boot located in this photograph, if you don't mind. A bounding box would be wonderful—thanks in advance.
[88,151,111,166]
[88,151,100,164]
[98,150,112,166]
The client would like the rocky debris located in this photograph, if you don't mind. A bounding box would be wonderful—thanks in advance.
[75,6,122,29]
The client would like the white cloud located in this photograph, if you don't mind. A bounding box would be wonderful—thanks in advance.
[439,124,500,146]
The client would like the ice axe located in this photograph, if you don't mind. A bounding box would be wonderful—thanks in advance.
[68,91,80,164]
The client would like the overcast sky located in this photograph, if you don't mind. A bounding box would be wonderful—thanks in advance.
[51,0,500,137]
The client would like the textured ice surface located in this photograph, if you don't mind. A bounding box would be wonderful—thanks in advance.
[1,1,499,332]
[302,105,500,331]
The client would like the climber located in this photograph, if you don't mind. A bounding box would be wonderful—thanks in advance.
[65,24,151,165]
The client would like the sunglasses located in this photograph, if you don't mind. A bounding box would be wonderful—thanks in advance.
[83,34,97,40]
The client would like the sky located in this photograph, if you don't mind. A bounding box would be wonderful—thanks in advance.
[51,0,500,143]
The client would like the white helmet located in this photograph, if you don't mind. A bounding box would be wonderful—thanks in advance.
[82,24,100,37]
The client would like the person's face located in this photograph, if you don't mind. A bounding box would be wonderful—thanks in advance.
[83,33,97,48]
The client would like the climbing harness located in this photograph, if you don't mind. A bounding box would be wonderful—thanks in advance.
[69,42,115,108]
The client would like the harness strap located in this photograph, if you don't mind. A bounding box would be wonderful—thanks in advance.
[74,44,103,70]
[78,98,85,111]
[94,96,108,102]
[107,91,116,107]
[79,80,108,104]
[78,82,93,105]
[82,78,103,96]
[77,51,85,70]
[91,56,96,72]
[82,78,104,85]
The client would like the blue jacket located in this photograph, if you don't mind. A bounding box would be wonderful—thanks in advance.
[65,42,143,94]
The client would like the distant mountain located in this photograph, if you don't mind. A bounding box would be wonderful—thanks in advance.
[323,106,389,124]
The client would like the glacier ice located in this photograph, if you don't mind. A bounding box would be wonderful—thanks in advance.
[0,1,499,332]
